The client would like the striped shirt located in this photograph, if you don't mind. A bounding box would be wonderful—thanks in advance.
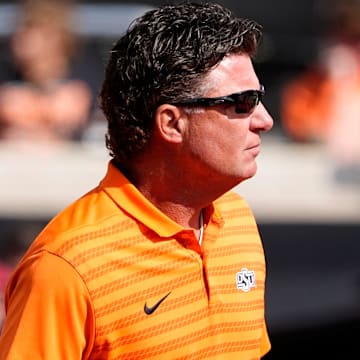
[0,162,270,359]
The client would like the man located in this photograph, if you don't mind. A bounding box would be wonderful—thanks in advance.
[0,2,273,359]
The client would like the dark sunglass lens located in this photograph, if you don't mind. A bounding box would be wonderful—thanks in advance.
[235,92,258,114]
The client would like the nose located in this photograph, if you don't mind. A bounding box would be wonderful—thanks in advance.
[250,102,273,132]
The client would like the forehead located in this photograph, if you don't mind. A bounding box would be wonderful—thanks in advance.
[205,53,259,96]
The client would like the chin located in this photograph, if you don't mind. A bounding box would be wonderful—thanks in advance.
[229,169,257,188]
[238,162,258,181]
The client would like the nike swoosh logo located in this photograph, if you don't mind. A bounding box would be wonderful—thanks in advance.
[144,292,171,315]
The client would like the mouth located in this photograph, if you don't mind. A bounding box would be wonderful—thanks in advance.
[247,143,261,156]
[247,142,261,150]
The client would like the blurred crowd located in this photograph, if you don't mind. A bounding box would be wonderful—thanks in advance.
[281,0,360,183]
[0,0,104,146]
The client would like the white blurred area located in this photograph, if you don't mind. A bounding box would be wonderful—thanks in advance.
[237,138,360,224]
[0,136,359,223]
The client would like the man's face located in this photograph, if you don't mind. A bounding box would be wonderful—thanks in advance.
[183,53,273,187]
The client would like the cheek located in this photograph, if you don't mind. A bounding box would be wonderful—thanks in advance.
[188,120,248,166]
[207,121,249,154]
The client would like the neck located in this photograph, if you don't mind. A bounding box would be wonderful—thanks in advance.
[118,159,213,230]
[118,143,235,231]
[139,185,205,230]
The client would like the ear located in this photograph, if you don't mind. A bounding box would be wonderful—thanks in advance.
[154,104,187,143]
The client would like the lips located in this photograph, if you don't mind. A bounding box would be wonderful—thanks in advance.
[247,142,260,150]
[247,143,261,156]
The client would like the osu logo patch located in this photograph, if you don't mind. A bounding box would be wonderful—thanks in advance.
[236,268,256,292]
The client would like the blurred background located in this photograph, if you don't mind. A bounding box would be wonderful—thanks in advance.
[0,0,359,358]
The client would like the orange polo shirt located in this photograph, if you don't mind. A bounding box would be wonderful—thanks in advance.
[0,162,270,359]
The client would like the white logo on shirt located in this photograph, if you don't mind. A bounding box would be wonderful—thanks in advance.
[236,268,256,292]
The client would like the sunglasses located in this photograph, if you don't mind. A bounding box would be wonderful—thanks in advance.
[170,85,265,114]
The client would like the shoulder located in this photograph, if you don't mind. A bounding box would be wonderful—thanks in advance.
[7,250,87,296]
[23,186,138,271]
[215,190,253,214]
[213,190,258,231]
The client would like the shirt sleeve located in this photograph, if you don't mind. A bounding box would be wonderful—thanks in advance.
[0,251,95,359]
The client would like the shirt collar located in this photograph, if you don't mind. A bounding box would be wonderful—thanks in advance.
[99,161,184,237]
[99,161,223,238]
